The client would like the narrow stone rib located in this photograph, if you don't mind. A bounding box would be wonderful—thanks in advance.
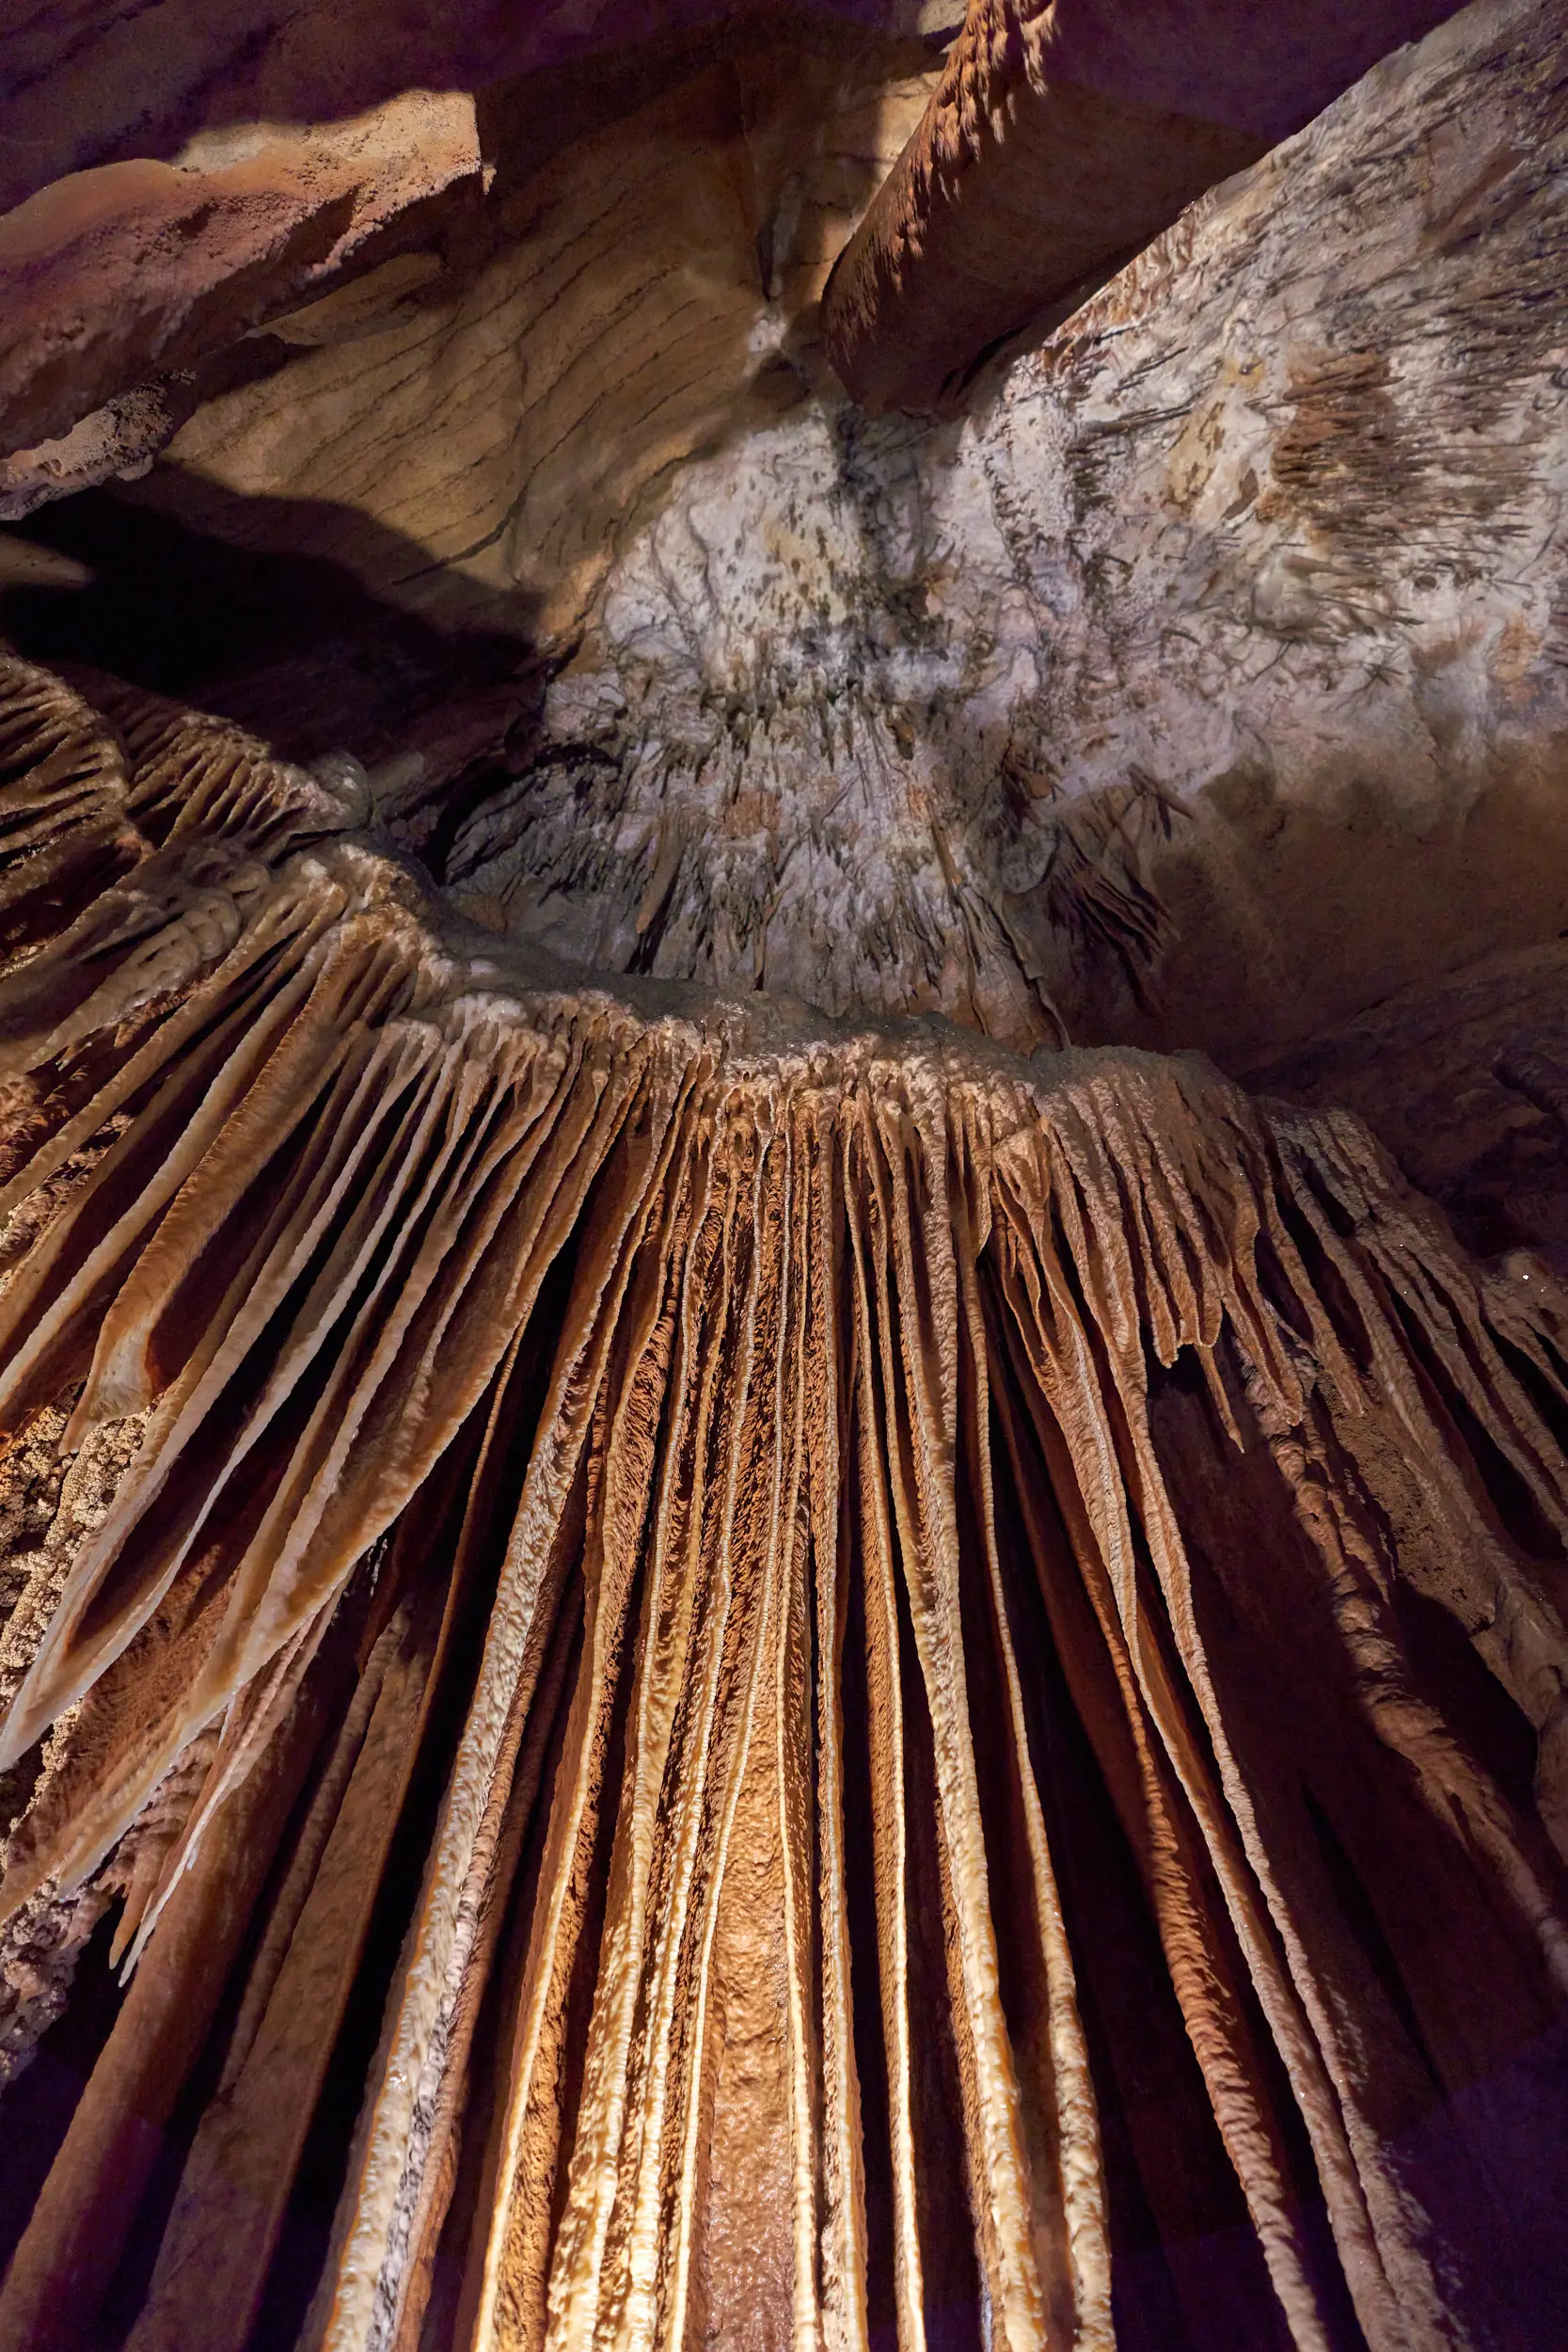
[657,1130,789,2352]
[984,1184,1345,2352]
[950,1113,1112,2351]
[0,1663,329,2352]
[122,1595,437,2352]
[597,1117,771,2349]
[337,1066,678,2352]
[870,1089,1048,2352]
[773,1115,825,2352]
[1042,1161,1411,2352]
[525,1109,713,2347]
[803,1100,872,2352]
[842,1125,927,2352]
[389,1572,585,2352]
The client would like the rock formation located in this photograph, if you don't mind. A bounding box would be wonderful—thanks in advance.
[2,1,1568,2348]
[0,648,1565,2347]
[6,0,1557,1074]
[818,0,1469,412]
[436,0,1568,1071]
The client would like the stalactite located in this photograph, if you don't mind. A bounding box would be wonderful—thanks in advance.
[0,654,1566,2349]
[818,0,1465,412]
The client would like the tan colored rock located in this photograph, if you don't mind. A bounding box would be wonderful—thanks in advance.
[0,380,201,523]
[119,29,940,647]
[0,658,1563,2349]
[819,0,1467,412]
[2,5,1568,2344]
[65,5,1560,1077]
[822,2,1262,412]
[0,89,483,494]
[0,1,928,215]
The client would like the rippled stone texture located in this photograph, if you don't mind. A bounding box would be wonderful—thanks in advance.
[0,661,1565,2348]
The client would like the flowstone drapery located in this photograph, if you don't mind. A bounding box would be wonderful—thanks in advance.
[0,660,1564,2350]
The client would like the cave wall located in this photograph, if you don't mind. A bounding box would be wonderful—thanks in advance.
[819,0,1471,411]
[2,2,1568,2345]
[0,0,938,212]
[436,0,1568,1073]
[0,664,1564,2351]
[7,0,1561,1085]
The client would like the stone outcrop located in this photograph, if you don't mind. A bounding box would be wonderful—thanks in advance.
[2,21,943,651]
[0,1,936,216]
[0,0,1472,497]
[819,0,1469,412]
[0,94,486,519]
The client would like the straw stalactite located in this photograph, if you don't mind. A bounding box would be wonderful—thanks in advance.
[0,655,1566,2350]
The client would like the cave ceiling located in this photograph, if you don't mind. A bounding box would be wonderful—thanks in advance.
[3,4,1568,2350]
[3,0,1560,1090]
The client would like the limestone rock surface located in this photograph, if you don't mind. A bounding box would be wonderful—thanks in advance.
[0,94,486,515]
[0,652,1565,2352]
[0,7,946,518]
[0,1,932,213]
[436,0,1568,1072]
[820,0,1467,411]
[13,24,938,634]
[1,3,1567,2346]
[11,3,1564,1093]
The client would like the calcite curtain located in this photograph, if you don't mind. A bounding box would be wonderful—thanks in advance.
[0,657,1566,2352]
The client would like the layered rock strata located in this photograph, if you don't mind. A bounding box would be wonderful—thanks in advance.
[0,0,934,215]
[0,19,943,639]
[0,661,1566,2348]
[0,93,488,519]
[0,0,1473,501]
[0,11,940,521]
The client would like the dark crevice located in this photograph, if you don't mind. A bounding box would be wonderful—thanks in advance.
[1391,1581,1541,1821]
[1384,1285,1565,1562]
[2,479,538,772]
[981,1312,1310,2352]
[0,1904,128,2283]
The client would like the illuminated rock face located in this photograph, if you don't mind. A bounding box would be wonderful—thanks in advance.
[0,0,1470,493]
[2,3,1568,2349]
[8,2,1565,1085]
[0,14,941,527]
[0,95,489,516]
[443,0,1568,1072]
[818,0,1470,414]
[0,665,1565,2352]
